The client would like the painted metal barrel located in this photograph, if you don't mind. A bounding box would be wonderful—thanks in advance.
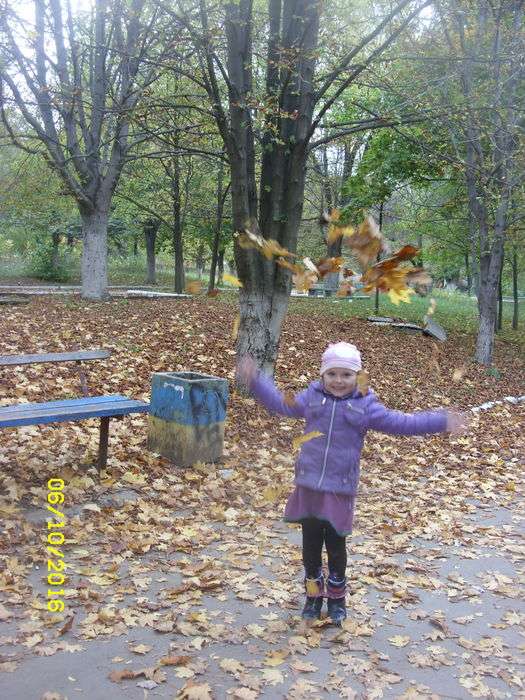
[147,371,228,467]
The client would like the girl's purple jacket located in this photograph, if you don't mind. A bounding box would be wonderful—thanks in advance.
[250,373,447,496]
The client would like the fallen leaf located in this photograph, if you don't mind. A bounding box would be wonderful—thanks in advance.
[129,643,152,654]
[292,431,324,451]
[224,273,243,288]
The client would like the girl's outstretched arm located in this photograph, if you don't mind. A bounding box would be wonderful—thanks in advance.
[236,355,307,418]
[366,392,468,436]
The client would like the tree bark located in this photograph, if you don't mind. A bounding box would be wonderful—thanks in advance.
[475,234,505,364]
[217,249,224,287]
[319,146,341,294]
[465,251,471,295]
[497,255,503,332]
[144,219,160,285]
[511,245,518,330]
[208,159,226,292]
[80,207,109,300]
[51,229,61,272]
[171,155,185,293]
[196,243,205,280]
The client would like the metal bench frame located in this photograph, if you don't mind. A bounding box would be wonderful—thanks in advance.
[0,351,150,473]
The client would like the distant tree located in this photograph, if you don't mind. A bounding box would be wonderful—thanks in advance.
[0,0,167,298]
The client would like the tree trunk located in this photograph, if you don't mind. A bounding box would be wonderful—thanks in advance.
[374,202,384,313]
[497,255,503,332]
[475,238,504,364]
[465,251,472,295]
[51,229,60,272]
[80,207,109,300]
[144,219,160,285]
[511,244,518,330]
[321,147,340,294]
[237,287,289,375]
[469,213,480,298]
[196,243,205,280]
[208,159,225,293]
[217,249,225,287]
[171,156,185,293]
[133,231,139,257]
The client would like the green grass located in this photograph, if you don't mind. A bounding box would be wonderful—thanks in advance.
[0,253,202,287]
[216,288,523,350]
[287,289,524,348]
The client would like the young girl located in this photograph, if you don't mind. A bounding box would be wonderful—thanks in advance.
[236,341,467,625]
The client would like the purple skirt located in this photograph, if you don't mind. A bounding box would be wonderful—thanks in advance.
[284,485,356,537]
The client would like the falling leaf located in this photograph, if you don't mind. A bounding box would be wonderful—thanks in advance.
[224,273,243,288]
[323,208,355,244]
[276,257,302,274]
[302,257,319,274]
[292,431,324,451]
[315,257,344,278]
[344,215,385,270]
[236,229,294,261]
[426,297,437,316]
[186,280,202,295]
[388,287,415,305]
[356,370,369,396]
[283,391,296,407]
[292,269,318,293]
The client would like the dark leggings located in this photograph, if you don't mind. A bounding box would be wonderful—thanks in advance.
[302,517,347,580]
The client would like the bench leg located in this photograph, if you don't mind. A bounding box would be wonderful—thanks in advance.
[98,417,110,473]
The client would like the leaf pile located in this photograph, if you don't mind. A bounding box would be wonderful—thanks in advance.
[0,296,523,698]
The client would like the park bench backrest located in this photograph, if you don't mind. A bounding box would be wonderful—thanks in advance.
[0,349,110,396]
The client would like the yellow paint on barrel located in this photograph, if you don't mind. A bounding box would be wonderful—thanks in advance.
[147,414,225,467]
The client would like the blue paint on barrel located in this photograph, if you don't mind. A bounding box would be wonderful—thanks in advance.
[150,372,227,425]
[147,371,228,466]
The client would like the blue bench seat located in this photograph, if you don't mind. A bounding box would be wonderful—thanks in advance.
[0,395,149,428]
[0,395,150,473]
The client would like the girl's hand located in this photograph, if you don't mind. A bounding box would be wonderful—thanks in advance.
[446,410,469,435]
[236,355,258,388]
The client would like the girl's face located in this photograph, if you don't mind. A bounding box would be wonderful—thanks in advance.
[322,367,358,397]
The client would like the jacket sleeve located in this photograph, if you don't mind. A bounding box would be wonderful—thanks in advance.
[365,393,447,436]
[249,372,307,418]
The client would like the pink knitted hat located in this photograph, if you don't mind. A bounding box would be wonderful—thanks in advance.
[320,342,362,375]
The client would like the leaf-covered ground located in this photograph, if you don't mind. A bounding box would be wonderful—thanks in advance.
[0,296,524,699]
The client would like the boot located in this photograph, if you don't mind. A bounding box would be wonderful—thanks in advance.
[302,573,324,620]
[326,574,346,626]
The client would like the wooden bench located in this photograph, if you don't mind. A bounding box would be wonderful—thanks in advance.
[0,350,150,473]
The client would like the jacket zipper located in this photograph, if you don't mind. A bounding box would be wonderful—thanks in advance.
[317,398,336,488]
